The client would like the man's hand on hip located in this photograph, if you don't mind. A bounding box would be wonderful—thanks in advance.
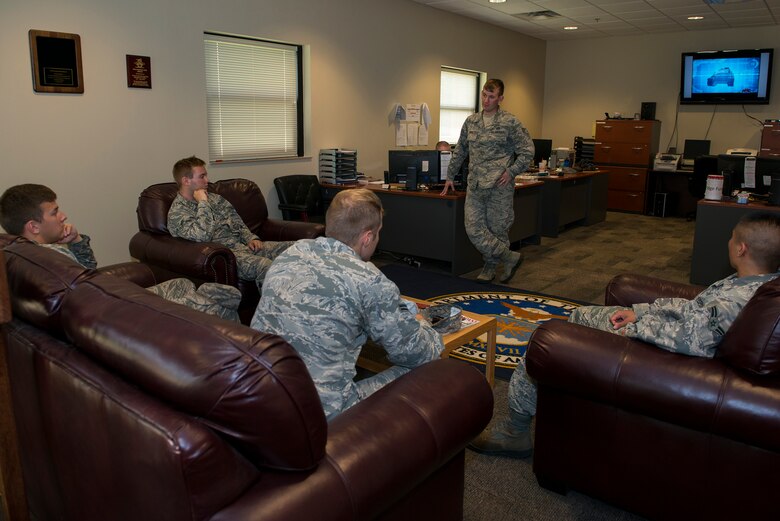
[496,170,512,187]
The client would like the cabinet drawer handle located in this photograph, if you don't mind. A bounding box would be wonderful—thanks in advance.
[772,130,780,134]
[632,147,643,151]
[627,194,639,198]
[628,173,640,177]
[633,126,645,130]
[601,146,612,150]
[603,126,613,130]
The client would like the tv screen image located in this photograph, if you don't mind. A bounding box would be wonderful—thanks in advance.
[681,48,773,105]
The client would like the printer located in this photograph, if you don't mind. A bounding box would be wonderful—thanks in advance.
[653,152,681,172]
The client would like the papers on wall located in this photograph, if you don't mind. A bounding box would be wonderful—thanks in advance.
[405,104,421,123]
[396,122,407,146]
[418,124,428,146]
[406,123,419,146]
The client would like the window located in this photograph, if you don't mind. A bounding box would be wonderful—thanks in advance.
[439,67,480,144]
[204,33,303,162]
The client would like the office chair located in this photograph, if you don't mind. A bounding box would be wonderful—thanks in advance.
[687,155,718,220]
[273,175,325,223]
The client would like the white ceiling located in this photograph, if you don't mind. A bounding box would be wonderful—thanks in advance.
[412,0,780,40]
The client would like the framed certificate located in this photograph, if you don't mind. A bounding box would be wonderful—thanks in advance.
[29,29,84,93]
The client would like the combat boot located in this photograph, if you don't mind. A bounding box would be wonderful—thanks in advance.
[468,409,533,458]
[498,250,524,283]
[476,263,496,284]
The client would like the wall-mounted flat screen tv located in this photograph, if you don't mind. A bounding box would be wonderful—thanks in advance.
[680,48,773,105]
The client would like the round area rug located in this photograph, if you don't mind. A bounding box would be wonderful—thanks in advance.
[428,291,582,379]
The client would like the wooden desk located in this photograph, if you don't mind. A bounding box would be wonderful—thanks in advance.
[321,182,543,275]
[535,170,609,237]
[691,199,780,285]
[358,297,497,386]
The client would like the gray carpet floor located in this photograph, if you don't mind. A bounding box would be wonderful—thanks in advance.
[374,211,697,520]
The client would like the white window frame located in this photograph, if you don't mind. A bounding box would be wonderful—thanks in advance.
[439,67,482,145]
[204,32,304,162]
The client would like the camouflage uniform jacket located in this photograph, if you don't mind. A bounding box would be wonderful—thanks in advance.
[42,234,98,269]
[167,192,257,251]
[622,272,779,357]
[251,237,444,419]
[447,108,534,190]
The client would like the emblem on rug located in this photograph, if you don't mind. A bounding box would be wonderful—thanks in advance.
[429,292,581,377]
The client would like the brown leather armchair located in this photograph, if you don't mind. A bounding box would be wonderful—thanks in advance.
[129,178,325,323]
[527,273,780,521]
[2,239,493,520]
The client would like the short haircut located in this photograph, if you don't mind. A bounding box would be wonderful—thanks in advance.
[735,211,780,271]
[0,184,57,235]
[435,141,451,151]
[172,156,206,186]
[483,78,504,96]
[325,189,383,247]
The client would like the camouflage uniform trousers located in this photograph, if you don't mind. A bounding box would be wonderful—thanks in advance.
[146,278,242,322]
[465,183,515,266]
[233,241,293,288]
[508,305,624,416]
[353,366,412,407]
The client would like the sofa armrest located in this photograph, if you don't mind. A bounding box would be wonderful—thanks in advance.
[258,218,325,241]
[605,273,704,307]
[211,359,493,521]
[129,232,238,285]
[98,262,158,288]
[527,320,780,453]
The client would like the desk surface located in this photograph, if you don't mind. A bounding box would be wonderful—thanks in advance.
[321,181,544,198]
[528,169,607,182]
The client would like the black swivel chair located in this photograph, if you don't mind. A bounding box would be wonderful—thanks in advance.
[273,175,326,224]
[687,155,718,220]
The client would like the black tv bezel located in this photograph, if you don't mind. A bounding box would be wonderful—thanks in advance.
[679,48,774,105]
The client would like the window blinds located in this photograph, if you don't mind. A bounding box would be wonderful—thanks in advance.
[439,68,479,144]
[204,34,301,161]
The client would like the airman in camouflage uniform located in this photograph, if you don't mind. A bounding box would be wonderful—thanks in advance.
[442,79,534,284]
[470,212,780,459]
[167,156,292,288]
[251,189,444,420]
[0,184,241,321]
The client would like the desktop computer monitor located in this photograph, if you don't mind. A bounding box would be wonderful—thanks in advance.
[717,154,780,195]
[756,156,780,195]
[388,150,441,186]
[682,139,711,168]
[532,138,553,167]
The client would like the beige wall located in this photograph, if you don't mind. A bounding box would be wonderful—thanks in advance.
[1,0,546,264]
[542,26,779,155]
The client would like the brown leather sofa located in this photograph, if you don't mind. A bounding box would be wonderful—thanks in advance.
[129,178,325,323]
[1,240,493,520]
[527,273,780,521]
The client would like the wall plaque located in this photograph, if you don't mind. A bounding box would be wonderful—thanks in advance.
[126,55,152,89]
[29,29,84,93]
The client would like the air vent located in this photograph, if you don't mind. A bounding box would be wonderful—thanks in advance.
[513,10,561,21]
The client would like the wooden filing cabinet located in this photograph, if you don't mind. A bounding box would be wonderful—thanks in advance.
[759,122,780,158]
[594,119,661,212]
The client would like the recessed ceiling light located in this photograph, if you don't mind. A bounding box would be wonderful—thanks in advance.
[489,0,506,3]
[688,16,704,20]
[564,26,578,30]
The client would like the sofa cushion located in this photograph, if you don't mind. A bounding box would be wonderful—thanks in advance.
[717,277,780,376]
[3,239,93,334]
[61,274,328,470]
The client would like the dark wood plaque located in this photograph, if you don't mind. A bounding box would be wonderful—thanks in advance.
[29,29,84,93]
[126,55,152,89]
